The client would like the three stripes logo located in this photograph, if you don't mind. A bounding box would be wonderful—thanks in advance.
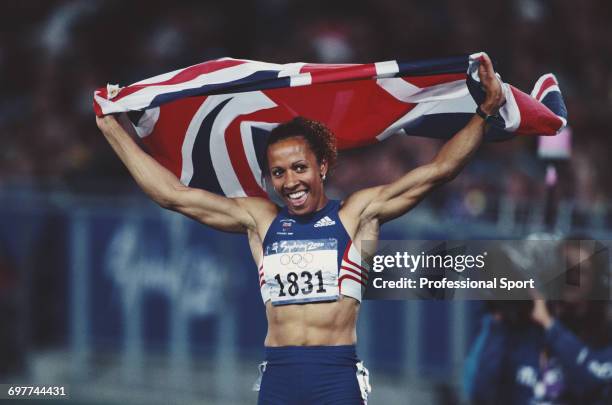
[314,216,336,228]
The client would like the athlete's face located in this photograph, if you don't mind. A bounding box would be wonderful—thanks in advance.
[267,136,328,215]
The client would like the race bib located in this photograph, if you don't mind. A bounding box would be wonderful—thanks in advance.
[263,239,339,305]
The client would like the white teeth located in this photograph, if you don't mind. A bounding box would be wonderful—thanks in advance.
[288,191,306,199]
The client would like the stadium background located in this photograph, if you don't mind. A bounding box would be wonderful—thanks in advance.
[0,0,610,404]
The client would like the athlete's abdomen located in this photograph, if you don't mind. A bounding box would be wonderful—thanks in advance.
[264,296,360,346]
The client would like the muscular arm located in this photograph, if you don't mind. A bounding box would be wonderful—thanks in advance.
[343,53,504,226]
[96,114,275,233]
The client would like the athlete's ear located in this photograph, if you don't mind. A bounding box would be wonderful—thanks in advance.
[319,159,328,181]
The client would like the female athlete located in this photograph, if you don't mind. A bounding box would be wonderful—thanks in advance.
[96,54,504,404]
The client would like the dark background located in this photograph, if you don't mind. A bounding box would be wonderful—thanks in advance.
[0,1,610,404]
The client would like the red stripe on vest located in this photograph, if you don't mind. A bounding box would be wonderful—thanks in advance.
[340,266,368,281]
[339,274,366,288]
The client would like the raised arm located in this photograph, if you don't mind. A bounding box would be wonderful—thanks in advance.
[344,53,505,225]
[95,114,275,233]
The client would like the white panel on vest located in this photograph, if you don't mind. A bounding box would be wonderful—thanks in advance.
[263,239,339,305]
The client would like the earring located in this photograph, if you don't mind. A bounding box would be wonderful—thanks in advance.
[321,173,326,181]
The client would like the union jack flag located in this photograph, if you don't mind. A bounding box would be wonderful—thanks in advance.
[93,52,567,198]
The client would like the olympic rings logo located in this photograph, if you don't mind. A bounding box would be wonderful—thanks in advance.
[279,252,314,269]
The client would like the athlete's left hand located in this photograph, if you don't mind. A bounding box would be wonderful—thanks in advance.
[478,53,505,116]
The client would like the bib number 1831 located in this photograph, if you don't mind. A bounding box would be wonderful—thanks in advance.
[274,270,327,297]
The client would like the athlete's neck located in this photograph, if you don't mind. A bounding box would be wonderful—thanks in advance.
[315,195,329,212]
[287,195,329,216]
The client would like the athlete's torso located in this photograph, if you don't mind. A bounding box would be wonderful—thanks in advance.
[248,200,369,346]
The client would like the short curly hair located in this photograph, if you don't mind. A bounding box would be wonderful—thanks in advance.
[262,117,337,177]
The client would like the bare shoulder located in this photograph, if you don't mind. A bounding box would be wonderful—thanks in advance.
[340,186,385,220]
[237,196,279,234]
[238,196,278,214]
[339,186,384,238]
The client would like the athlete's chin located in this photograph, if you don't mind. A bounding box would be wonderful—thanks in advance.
[286,195,317,215]
[287,202,314,216]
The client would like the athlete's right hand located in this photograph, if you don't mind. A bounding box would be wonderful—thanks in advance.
[95,114,118,133]
[96,113,136,137]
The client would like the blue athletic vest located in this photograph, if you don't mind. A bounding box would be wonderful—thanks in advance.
[258,200,367,304]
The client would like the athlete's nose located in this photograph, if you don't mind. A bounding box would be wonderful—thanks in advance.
[284,171,299,190]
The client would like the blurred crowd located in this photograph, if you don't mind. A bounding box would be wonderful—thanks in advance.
[1,0,611,220]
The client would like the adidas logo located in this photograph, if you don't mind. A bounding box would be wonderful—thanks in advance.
[314,216,336,227]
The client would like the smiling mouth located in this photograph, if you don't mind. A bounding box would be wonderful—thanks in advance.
[285,189,309,207]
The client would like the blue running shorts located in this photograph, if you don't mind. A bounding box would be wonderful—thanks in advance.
[255,345,371,405]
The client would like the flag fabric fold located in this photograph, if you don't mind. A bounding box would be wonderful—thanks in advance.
[94,52,567,198]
